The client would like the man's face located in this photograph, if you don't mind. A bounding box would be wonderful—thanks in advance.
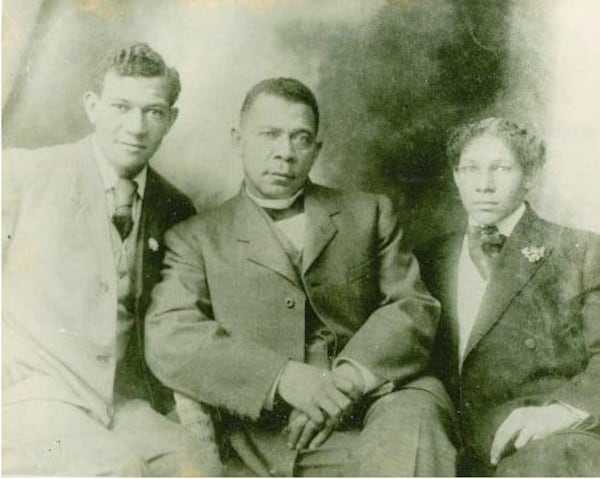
[84,70,178,178]
[453,134,530,225]
[232,93,321,199]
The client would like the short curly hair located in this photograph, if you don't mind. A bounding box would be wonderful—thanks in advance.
[446,117,546,175]
[93,42,181,106]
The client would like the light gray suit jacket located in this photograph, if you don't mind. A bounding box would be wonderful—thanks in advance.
[2,137,195,423]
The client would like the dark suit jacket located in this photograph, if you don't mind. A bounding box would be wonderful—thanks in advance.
[3,137,195,420]
[145,183,440,464]
[416,206,600,473]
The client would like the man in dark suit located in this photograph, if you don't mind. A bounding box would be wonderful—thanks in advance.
[2,43,220,475]
[145,77,457,476]
[416,117,600,476]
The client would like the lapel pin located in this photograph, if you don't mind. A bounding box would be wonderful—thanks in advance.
[521,245,545,263]
[148,237,160,252]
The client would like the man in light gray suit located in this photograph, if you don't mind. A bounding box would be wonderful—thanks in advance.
[3,43,220,475]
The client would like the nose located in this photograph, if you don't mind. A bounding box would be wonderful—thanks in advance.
[273,135,295,162]
[475,168,496,192]
[123,108,147,136]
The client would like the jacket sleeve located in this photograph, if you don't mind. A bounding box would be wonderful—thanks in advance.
[144,221,289,420]
[549,231,600,416]
[336,194,441,386]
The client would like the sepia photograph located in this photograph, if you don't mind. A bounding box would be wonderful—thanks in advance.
[3,0,600,476]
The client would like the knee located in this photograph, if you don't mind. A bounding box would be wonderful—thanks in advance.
[366,388,452,427]
[495,431,600,476]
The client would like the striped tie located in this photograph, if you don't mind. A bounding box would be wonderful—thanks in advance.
[112,178,138,240]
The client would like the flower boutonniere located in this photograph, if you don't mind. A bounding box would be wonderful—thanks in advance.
[521,245,545,263]
[148,237,160,253]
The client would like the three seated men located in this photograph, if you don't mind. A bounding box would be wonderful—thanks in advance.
[4,39,599,477]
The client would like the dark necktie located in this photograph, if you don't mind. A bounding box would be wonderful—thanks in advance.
[112,178,138,240]
[468,224,507,279]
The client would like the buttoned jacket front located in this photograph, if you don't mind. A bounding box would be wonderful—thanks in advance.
[145,183,440,421]
[2,137,195,424]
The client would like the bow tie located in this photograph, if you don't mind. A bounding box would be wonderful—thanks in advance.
[468,224,507,279]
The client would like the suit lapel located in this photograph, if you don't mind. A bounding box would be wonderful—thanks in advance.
[234,192,302,287]
[70,139,116,282]
[302,184,339,275]
[430,232,463,388]
[135,169,160,304]
[463,208,552,361]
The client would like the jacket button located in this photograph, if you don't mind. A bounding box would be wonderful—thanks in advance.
[99,281,110,294]
[524,338,536,349]
[284,297,295,308]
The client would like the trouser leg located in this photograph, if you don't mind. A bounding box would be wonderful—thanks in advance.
[495,430,600,477]
[355,385,457,476]
[111,399,222,477]
[2,400,144,476]
[295,378,457,477]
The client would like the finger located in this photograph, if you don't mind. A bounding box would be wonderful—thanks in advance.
[309,425,334,450]
[326,386,353,413]
[302,404,325,426]
[297,420,320,451]
[514,423,536,450]
[490,411,523,465]
[315,394,343,423]
[331,373,354,394]
[287,413,309,450]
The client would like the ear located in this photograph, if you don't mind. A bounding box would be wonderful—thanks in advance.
[83,91,99,125]
[315,140,323,156]
[166,107,179,132]
[230,127,242,155]
[452,168,460,188]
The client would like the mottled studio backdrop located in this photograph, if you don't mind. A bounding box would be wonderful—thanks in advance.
[3,0,600,243]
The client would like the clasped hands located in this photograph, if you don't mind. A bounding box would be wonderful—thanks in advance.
[277,361,364,451]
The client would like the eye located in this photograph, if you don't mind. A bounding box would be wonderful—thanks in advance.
[458,165,478,174]
[493,165,513,173]
[292,132,314,149]
[258,129,279,139]
[111,103,129,112]
[147,108,167,120]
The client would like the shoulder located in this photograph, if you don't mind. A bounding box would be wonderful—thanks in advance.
[307,183,396,223]
[147,169,195,206]
[534,214,600,259]
[309,182,387,206]
[415,230,463,265]
[147,169,196,219]
[3,140,85,185]
[166,192,239,238]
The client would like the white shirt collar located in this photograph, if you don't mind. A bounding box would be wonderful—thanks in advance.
[245,185,304,210]
[92,135,147,199]
[467,203,526,237]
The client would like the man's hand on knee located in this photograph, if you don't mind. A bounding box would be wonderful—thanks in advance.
[490,404,588,465]
[277,361,353,426]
